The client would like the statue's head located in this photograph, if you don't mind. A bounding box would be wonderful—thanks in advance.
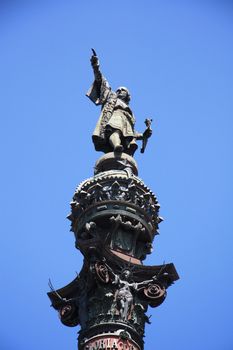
[116,86,131,104]
[121,269,131,280]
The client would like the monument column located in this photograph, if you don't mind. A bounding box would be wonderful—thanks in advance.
[48,50,179,350]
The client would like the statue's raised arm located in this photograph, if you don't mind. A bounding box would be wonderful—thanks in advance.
[87,50,152,156]
[90,49,102,83]
[86,49,111,106]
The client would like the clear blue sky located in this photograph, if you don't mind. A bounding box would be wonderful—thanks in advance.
[1,1,233,349]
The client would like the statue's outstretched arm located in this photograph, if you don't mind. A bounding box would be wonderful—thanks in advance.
[135,275,157,290]
[134,132,143,140]
[103,262,118,283]
[87,49,111,105]
[90,48,102,83]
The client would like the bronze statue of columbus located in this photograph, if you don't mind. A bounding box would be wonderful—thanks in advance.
[87,49,152,156]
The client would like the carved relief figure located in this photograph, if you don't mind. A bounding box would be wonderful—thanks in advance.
[108,268,157,321]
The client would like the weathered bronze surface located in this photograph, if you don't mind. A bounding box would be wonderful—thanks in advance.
[47,50,179,350]
[87,50,152,155]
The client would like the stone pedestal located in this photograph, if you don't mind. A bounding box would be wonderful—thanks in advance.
[48,153,179,349]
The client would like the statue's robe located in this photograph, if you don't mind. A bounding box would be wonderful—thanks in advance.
[86,75,136,153]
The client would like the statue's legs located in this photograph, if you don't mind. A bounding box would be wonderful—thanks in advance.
[127,138,138,156]
[109,130,123,152]
[123,300,129,321]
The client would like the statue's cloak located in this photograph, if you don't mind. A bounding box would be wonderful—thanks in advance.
[86,76,135,153]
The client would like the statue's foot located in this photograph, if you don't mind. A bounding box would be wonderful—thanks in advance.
[127,142,138,156]
[114,144,123,153]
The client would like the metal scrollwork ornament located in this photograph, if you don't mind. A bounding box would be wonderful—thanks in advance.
[59,303,79,327]
[143,283,166,307]
[95,262,110,283]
